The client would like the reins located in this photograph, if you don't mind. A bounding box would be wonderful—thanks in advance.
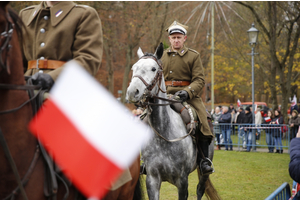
[147,113,195,142]
[0,88,42,115]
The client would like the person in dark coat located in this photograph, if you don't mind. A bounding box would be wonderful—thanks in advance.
[218,106,232,150]
[290,104,299,114]
[289,110,300,139]
[272,109,284,153]
[236,107,245,147]
[289,128,300,183]
[236,107,245,124]
[242,107,253,152]
[229,104,236,113]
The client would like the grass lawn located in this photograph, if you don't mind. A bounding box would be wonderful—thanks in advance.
[140,150,292,200]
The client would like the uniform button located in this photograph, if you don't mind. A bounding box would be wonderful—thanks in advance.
[44,16,49,20]
[40,28,45,33]
[173,54,175,57]
[40,43,45,47]
[170,71,172,74]
[189,87,191,89]
[40,57,45,60]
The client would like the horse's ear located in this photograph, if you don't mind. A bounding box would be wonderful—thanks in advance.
[154,42,164,60]
[137,47,144,59]
[0,2,9,8]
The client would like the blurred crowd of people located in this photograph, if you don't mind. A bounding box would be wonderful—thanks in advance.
[211,103,300,153]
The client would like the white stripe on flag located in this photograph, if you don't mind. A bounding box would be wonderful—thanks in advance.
[50,61,151,169]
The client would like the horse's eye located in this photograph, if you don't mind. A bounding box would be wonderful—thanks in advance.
[152,67,156,72]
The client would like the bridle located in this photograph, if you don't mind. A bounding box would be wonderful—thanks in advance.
[132,55,165,95]
[132,55,181,107]
[0,11,41,200]
[0,12,14,73]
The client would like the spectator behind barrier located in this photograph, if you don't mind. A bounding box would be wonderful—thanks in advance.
[255,107,262,142]
[243,106,253,152]
[212,107,222,150]
[263,110,275,153]
[289,110,300,139]
[218,106,232,151]
[229,104,236,113]
[289,127,300,183]
[231,109,237,136]
[273,109,284,153]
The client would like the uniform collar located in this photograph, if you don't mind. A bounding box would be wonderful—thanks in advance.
[26,1,76,27]
[167,45,188,56]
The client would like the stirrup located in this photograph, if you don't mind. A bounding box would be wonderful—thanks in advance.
[199,158,215,176]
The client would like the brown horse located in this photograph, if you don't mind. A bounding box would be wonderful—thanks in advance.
[0,3,142,200]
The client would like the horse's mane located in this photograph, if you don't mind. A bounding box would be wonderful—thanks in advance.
[8,7,23,44]
[143,52,162,66]
[7,6,27,72]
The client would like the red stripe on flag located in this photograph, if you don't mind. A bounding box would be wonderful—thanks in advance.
[29,100,122,198]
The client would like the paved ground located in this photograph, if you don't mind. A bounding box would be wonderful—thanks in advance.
[215,146,290,154]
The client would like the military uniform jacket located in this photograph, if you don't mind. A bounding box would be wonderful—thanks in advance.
[161,45,213,139]
[20,1,103,80]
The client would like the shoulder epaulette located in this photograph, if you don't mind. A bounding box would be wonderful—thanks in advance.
[188,48,199,54]
[20,5,36,12]
[75,4,90,8]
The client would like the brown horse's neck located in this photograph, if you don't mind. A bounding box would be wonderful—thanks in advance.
[0,9,42,199]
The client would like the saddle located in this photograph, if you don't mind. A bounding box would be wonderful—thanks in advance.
[139,94,213,138]
[140,95,198,137]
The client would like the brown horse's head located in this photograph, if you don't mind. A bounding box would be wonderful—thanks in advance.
[0,2,11,74]
[0,2,24,82]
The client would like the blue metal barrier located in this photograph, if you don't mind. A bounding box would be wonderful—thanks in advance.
[265,182,291,200]
[212,123,291,152]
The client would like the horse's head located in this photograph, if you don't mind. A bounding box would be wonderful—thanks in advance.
[126,43,164,103]
[0,2,21,75]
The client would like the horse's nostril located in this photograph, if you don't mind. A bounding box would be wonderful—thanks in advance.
[135,89,139,96]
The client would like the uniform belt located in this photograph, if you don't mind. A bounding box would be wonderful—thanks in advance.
[27,59,66,70]
[165,81,190,87]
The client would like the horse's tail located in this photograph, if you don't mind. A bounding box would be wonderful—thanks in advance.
[133,175,144,200]
[205,177,222,200]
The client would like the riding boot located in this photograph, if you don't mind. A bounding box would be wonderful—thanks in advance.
[197,140,214,176]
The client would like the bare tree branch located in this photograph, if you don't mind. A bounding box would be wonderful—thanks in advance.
[235,1,270,39]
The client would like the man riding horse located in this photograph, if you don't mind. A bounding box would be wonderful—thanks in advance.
[161,21,214,176]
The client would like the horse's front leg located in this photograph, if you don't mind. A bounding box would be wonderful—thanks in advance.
[176,176,189,200]
[146,174,161,200]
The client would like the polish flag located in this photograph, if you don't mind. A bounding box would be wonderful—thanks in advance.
[237,99,241,107]
[291,95,297,106]
[264,117,271,123]
[29,61,151,199]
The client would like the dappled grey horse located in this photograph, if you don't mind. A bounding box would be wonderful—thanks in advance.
[126,43,219,200]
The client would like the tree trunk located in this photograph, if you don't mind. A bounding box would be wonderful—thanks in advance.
[121,46,132,103]
[268,2,279,111]
[103,40,114,94]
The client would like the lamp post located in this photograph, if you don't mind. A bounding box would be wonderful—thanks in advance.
[247,23,259,151]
